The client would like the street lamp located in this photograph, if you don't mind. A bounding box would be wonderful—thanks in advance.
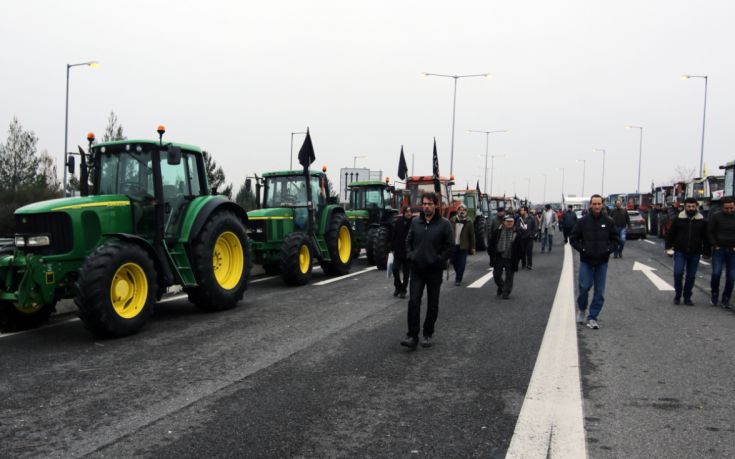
[559,167,565,198]
[353,155,368,168]
[576,159,587,197]
[63,60,98,196]
[682,74,709,177]
[290,131,307,170]
[540,173,548,204]
[626,125,643,193]
[483,154,506,198]
[467,129,509,193]
[422,72,492,177]
[592,148,606,196]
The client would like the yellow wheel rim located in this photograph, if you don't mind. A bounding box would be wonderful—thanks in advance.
[16,303,43,314]
[338,225,351,263]
[110,262,148,319]
[213,231,244,290]
[299,244,310,274]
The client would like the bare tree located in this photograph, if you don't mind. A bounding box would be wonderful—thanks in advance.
[669,165,696,184]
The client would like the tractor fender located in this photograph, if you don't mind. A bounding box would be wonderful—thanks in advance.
[105,233,169,299]
[188,199,248,242]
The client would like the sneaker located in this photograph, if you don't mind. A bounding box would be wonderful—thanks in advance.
[421,336,433,348]
[454,281,461,286]
[722,302,732,310]
[576,310,586,324]
[400,335,418,348]
[613,254,618,259]
[399,290,407,299]
[586,319,600,329]
[527,266,533,270]
[673,297,681,305]
[684,299,694,306]
[710,298,718,306]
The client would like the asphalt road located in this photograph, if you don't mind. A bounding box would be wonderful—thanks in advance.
[2,232,734,458]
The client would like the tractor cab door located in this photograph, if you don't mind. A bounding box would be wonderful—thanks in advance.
[312,175,327,223]
[160,151,201,242]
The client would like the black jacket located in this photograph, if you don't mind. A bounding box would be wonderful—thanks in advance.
[666,210,710,256]
[561,210,578,230]
[391,215,413,259]
[570,212,619,266]
[610,207,631,229]
[707,211,735,250]
[516,215,537,240]
[406,213,454,271]
[489,225,522,271]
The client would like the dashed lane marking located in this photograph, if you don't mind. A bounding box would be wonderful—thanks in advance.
[313,266,378,286]
[467,268,494,288]
[700,260,710,266]
[250,275,279,284]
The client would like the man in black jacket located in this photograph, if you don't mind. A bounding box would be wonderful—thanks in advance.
[708,198,735,308]
[666,197,710,306]
[401,192,454,349]
[517,206,536,270]
[570,194,619,329]
[489,215,522,298]
[390,206,413,299]
[561,205,578,244]
[609,199,631,258]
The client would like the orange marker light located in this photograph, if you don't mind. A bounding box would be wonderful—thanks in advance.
[322,165,327,172]
[157,125,166,135]
[87,132,95,141]
[385,177,390,183]
[450,175,455,180]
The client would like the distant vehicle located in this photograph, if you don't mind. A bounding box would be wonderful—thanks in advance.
[626,210,647,239]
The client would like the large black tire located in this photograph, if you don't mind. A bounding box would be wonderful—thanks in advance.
[474,216,487,251]
[187,211,250,312]
[321,213,354,276]
[279,232,313,285]
[0,300,55,332]
[76,241,156,338]
[373,225,391,270]
[366,226,377,265]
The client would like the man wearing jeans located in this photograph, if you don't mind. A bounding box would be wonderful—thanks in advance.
[708,198,735,308]
[570,195,618,329]
[666,198,710,305]
[609,200,630,258]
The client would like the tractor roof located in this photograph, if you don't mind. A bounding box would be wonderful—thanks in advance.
[92,139,202,153]
[262,169,326,178]
[348,180,387,188]
[406,175,452,182]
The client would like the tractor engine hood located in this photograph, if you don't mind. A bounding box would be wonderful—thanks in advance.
[16,195,131,214]
[246,208,294,220]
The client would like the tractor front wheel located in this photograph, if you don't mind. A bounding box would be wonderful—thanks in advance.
[0,300,55,332]
[373,225,391,270]
[321,213,354,276]
[76,241,156,338]
[280,232,313,285]
[188,211,250,311]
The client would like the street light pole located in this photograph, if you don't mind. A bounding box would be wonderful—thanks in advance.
[682,74,709,177]
[422,72,492,177]
[467,129,509,193]
[577,159,587,197]
[541,173,547,204]
[593,148,606,196]
[63,60,98,196]
[489,154,506,198]
[559,167,565,198]
[290,131,307,170]
[626,125,644,193]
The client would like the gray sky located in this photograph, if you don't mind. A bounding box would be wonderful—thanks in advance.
[2,0,734,203]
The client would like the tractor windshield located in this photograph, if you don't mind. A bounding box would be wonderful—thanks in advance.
[350,188,384,210]
[264,175,323,208]
[97,149,154,199]
[406,182,449,207]
[463,194,476,210]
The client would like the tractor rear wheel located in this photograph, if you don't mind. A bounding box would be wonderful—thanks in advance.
[373,225,391,270]
[76,241,156,338]
[187,211,250,311]
[475,216,487,251]
[321,213,354,276]
[280,232,313,285]
[0,300,55,332]
[366,227,376,264]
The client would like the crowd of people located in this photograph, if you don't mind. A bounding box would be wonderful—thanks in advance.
[392,191,735,349]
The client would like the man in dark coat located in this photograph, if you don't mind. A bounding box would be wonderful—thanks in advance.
[561,205,578,244]
[487,207,507,266]
[666,197,710,305]
[609,199,631,258]
[708,197,735,308]
[570,194,619,329]
[390,206,413,299]
[489,215,522,299]
[401,192,454,349]
[517,205,537,270]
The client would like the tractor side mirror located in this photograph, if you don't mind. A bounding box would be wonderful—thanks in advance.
[167,147,182,165]
[245,178,252,193]
[67,155,75,174]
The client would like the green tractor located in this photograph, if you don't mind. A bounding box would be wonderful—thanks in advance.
[453,189,487,250]
[0,128,251,337]
[246,168,354,285]
[345,180,398,269]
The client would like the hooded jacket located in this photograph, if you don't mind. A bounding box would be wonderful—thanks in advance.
[666,210,710,256]
[406,212,454,271]
[570,211,619,266]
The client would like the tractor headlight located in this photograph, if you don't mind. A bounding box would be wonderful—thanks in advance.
[14,236,25,247]
[27,235,51,247]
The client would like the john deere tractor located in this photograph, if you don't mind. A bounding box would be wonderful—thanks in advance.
[345,180,397,269]
[0,128,250,337]
[246,168,354,285]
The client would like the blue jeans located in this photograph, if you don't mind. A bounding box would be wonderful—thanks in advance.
[673,252,700,300]
[577,261,608,320]
[541,229,553,251]
[452,247,468,282]
[613,228,626,256]
[711,248,735,304]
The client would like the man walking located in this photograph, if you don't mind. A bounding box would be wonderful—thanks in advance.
[666,198,710,306]
[517,206,536,270]
[540,204,558,253]
[390,206,413,299]
[708,198,735,308]
[401,192,454,349]
[487,206,507,266]
[450,204,475,286]
[609,199,630,258]
[561,205,578,244]
[489,215,522,299]
[570,194,619,329]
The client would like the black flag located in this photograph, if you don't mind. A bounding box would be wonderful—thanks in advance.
[432,138,440,193]
[398,146,408,180]
[298,128,315,167]
[476,180,481,194]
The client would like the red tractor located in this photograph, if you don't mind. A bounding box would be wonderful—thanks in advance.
[402,175,461,219]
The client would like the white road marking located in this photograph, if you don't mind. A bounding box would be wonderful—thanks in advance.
[467,268,494,288]
[313,266,378,285]
[700,260,710,266]
[506,243,587,459]
[643,239,657,245]
[632,261,675,291]
[250,275,279,284]
[158,294,189,303]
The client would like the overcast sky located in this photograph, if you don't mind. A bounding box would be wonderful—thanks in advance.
[2,0,734,203]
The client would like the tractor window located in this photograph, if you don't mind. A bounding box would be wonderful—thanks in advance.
[264,176,308,208]
[464,195,476,209]
[97,149,154,198]
[383,189,392,208]
[725,169,734,198]
[364,189,382,208]
[185,154,202,196]
[407,183,438,207]
[160,152,190,235]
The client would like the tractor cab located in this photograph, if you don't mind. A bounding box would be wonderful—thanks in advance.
[345,180,398,268]
[258,170,329,232]
[403,175,457,218]
[686,175,725,217]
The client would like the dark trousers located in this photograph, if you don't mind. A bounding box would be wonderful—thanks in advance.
[711,248,735,304]
[392,257,410,292]
[452,246,468,282]
[407,267,443,338]
[674,252,700,300]
[520,238,533,268]
[563,227,572,243]
[493,257,515,294]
